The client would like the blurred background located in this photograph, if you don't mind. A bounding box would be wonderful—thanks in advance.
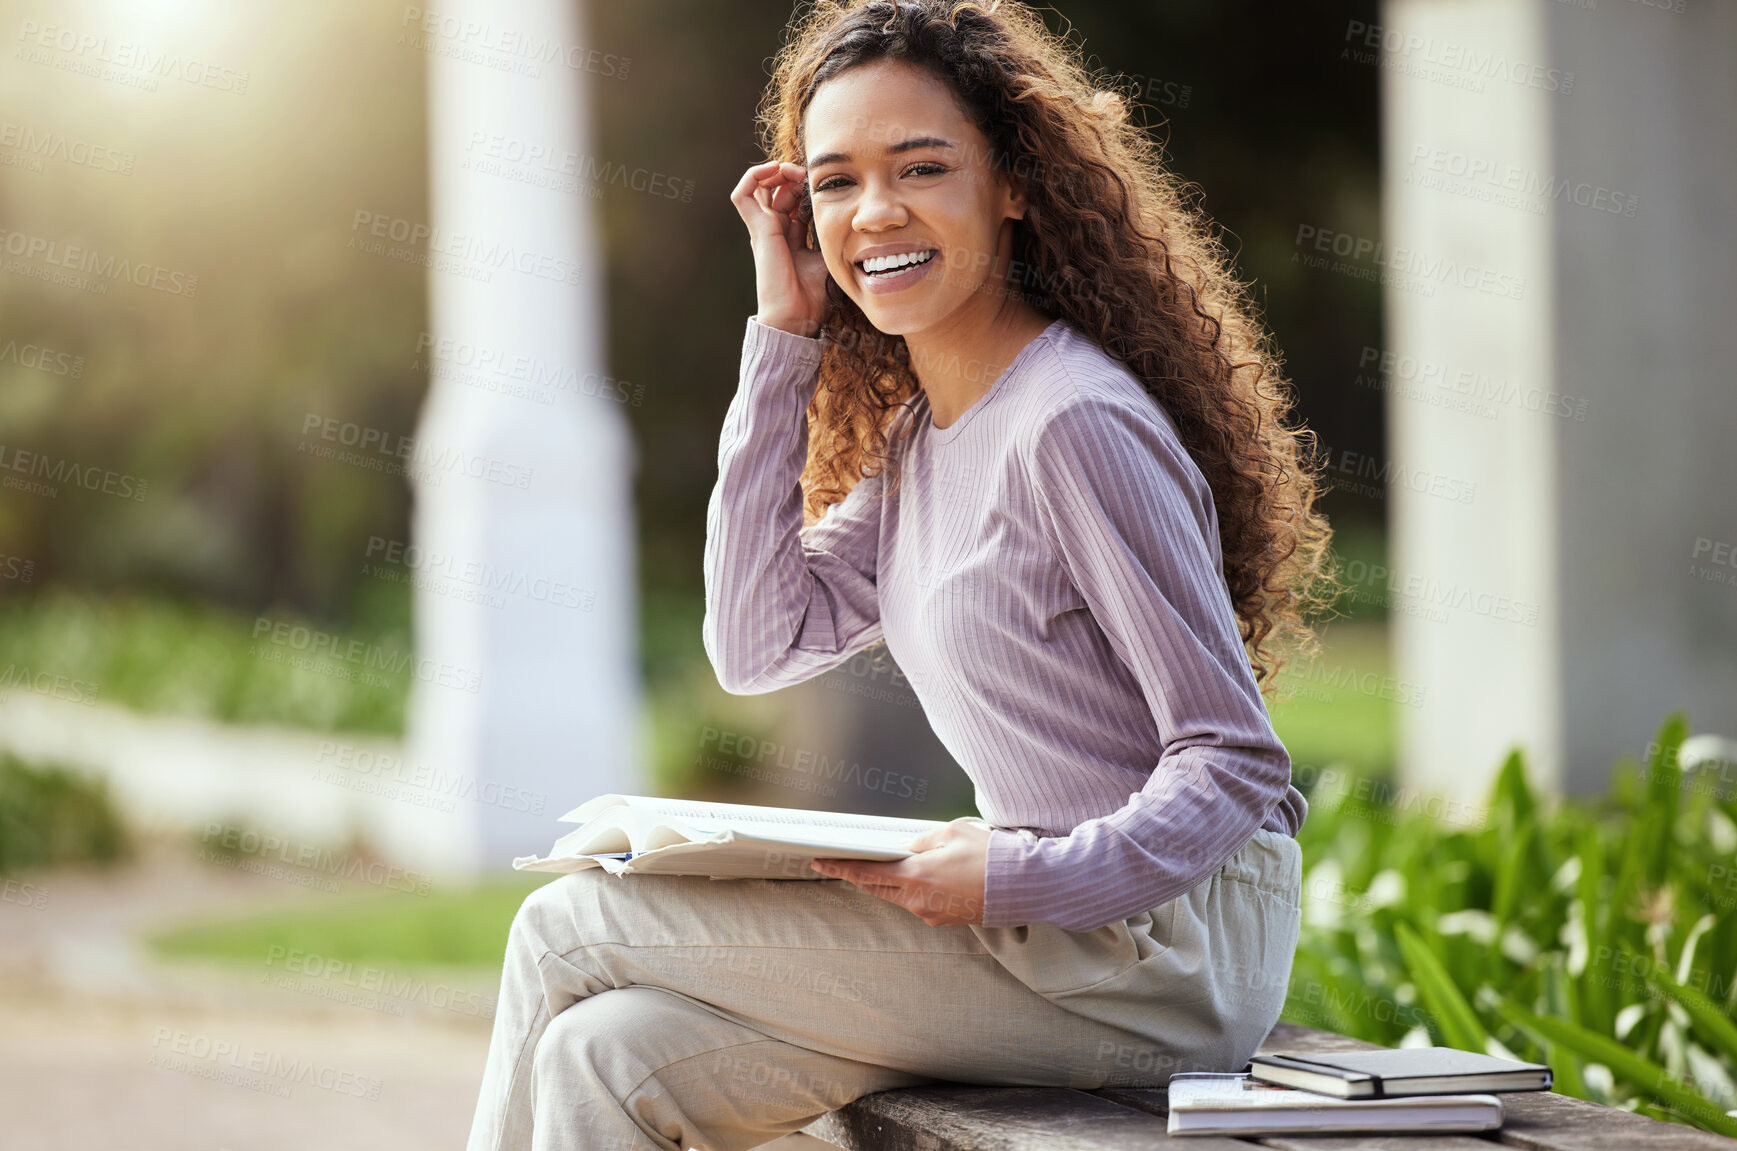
[1,0,1733,1146]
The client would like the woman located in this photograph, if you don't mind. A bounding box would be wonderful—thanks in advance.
[466,2,1336,1148]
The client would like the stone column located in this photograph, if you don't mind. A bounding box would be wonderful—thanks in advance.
[406,0,643,875]
[1380,0,1737,807]
[1544,0,1737,793]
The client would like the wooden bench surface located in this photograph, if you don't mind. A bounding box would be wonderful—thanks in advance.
[803,1022,1737,1150]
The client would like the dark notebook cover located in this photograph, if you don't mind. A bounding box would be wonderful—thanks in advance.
[1250,1048,1552,1097]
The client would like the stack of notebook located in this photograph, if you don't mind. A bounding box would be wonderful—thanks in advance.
[1165,1047,1553,1137]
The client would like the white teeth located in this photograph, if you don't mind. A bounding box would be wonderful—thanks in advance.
[860,249,936,275]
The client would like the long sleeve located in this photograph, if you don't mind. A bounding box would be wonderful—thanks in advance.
[702,316,888,695]
[980,393,1296,931]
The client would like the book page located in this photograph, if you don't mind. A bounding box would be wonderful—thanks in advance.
[1168,1074,1502,1113]
[525,794,967,875]
[543,808,662,855]
[512,831,919,878]
[568,795,950,844]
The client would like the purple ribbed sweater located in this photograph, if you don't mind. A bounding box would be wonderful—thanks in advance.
[703,315,1306,932]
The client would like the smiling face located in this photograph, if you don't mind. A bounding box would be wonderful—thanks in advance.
[802,58,1027,337]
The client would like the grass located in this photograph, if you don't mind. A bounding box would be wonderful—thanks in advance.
[1267,619,1396,783]
[148,873,556,970]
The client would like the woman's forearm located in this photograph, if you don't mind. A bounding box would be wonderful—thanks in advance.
[981,737,1294,932]
[701,316,886,694]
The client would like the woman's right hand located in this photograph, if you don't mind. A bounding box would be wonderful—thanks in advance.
[730,160,830,338]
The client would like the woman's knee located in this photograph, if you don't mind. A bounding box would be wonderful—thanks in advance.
[533,995,619,1090]
[531,990,753,1124]
[511,870,600,949]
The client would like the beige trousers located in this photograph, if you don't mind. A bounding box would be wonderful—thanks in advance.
[464,826,1301,1151]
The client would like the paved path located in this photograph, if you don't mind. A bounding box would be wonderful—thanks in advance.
[0,839,831,1149]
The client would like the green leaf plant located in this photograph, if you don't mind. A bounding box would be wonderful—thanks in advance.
[1283,712,1737,1135]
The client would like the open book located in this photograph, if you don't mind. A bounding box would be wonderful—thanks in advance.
[512,794,954,880]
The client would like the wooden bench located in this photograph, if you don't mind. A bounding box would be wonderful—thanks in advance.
[803,1022,1737,1149]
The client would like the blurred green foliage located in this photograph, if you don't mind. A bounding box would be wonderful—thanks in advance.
[1287,713,1737,1135]
[1315,517,1391,624]
[0,753,128,873]
[0,584,411,733]
[0,0,426,622]
[0,0,1382,630]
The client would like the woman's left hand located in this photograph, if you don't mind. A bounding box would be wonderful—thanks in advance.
[810,818,990,926]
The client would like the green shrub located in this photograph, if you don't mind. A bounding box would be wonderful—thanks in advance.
[0,588,410,734]
[0,754,130,872]
[1286,713,1737,1135]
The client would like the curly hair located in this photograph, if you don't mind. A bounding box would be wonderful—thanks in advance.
[757,0,1338,687]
